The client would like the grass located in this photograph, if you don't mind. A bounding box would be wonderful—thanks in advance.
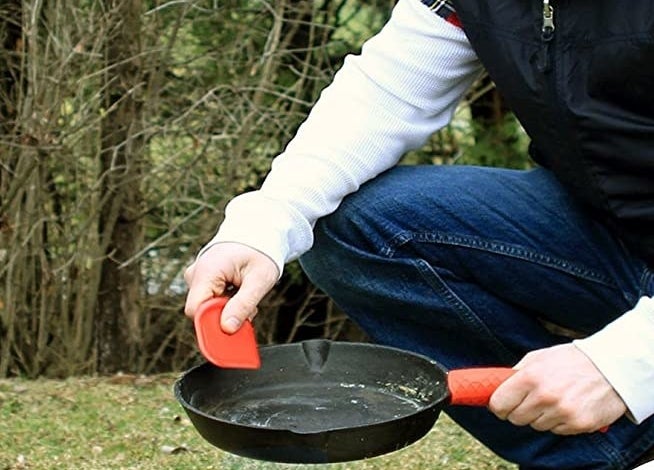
[0,374,517,470]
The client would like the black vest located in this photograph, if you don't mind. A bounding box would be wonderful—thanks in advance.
[451,0,654,267]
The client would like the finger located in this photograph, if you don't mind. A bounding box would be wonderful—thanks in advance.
[220,276,273,333]
[549,422,580,436]
[502,380,560,427]
[488,375,529,421]
[505,404,545,427]
[184,282,225,318]
[527,413,562,432]
[183,262,195,285]
[184,265,228,318]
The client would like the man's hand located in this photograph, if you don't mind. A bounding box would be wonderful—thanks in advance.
[488,343,626,435]
[184,242,279,333]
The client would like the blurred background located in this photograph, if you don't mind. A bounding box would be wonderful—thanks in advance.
[0,0,531,378]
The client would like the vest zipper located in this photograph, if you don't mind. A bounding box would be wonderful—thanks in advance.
[538,0,555,72]
[541,0,555,39]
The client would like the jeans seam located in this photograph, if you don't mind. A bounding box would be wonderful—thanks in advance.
[586,431,625,469]
[384,230,620,289]
[621,422,654,468]
[320,219,518,363]
[411,257,520,365]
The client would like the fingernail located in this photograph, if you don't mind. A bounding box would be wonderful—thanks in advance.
[224,316,241,332]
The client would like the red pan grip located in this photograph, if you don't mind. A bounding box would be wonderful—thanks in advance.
[448,367,515,406]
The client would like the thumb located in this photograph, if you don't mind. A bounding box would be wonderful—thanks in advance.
[220,280,272,333]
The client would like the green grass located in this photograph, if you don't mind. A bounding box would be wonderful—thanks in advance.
[0,374,517,470]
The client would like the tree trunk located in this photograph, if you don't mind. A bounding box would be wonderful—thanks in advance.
[0,1,21,134]
[0,0,22,376]
[0,0,21,196]
[96,0,145,373]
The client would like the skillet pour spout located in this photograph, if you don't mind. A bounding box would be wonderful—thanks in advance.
[174,340,512,464]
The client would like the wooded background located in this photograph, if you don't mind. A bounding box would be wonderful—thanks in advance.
[0,0,530,378]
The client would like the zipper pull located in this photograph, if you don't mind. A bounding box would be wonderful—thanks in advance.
[536,0,555,72]
[541,0,555,41]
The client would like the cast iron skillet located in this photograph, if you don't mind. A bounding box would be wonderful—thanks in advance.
[174,339,513,464]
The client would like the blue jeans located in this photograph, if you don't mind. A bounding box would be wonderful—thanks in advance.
[299,165,654,469]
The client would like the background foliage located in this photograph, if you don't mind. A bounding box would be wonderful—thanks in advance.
[0,0,531,378]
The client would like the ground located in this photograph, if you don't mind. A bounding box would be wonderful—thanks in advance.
[0,374,517,469]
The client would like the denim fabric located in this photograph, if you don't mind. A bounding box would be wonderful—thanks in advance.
[299,165,654,469]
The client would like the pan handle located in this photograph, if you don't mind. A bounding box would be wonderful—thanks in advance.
[447,367,515,406]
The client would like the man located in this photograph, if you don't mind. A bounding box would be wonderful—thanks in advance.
[184,0,654,468]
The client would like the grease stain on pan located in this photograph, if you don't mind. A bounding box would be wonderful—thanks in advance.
[201,381,428,433]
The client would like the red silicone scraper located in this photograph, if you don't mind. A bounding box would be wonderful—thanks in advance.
[194,297,261,369]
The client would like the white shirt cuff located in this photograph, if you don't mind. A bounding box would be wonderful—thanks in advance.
[573,296,654,423]
[197,191,317,278]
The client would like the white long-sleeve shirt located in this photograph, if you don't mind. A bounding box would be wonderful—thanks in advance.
[202,0,654,423]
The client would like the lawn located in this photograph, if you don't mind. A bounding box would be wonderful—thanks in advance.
[0,374,517,470]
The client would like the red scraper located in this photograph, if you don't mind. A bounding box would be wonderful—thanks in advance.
[194,297,261,369]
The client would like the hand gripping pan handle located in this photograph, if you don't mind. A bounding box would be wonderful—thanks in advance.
[447,368,609,432]
[194,297,261,369]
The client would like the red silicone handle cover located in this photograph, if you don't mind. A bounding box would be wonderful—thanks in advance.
[448,367,516,406]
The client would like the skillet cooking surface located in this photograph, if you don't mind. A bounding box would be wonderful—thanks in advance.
[195,379,431,433]
[183,340,445,432]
